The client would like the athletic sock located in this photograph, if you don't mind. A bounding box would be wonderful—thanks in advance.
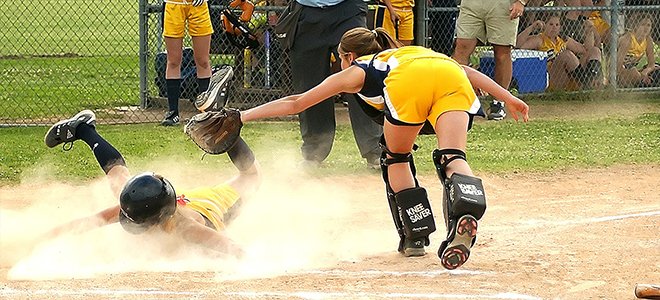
[75,124,126,174]
[166,78,182,114]
[197,77,211,94]
[227,137,255,172]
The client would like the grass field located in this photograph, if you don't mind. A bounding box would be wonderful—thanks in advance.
[1,101,659,300]
[1,99,659,185]
[0,0,143,119]
[1,0,139,57]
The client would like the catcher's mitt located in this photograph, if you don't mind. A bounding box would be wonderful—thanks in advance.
[184,108,243,154]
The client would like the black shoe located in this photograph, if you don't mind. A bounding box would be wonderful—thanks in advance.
[194,65,233,112]
[438,214,478,270]
[365,153,381,170]
[161,110,180,126]
[44,110,96,149]
[401,237,426,257]
[487,101,506,121]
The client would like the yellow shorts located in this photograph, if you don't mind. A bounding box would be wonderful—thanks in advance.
[163,2,214,38]
[383,57,479,125]
[379,7,415,42]
[179,183,240,230]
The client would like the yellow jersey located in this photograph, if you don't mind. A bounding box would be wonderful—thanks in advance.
[539,33,567,61]
[176,183,241,230]
[623,34,648,68]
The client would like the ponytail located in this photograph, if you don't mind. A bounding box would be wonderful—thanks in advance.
[339,27,403,58]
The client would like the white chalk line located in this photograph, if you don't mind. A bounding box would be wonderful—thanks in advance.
[0,288,541,300]
[0,269,531,299]
[301,269,492,277]
[519,210,660,228]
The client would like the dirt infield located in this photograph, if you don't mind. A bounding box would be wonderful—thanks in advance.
[1,163,658,300]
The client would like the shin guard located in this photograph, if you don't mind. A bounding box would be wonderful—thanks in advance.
[394,187,436,244]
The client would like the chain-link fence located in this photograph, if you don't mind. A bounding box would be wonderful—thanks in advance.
[2,0,659,126]
[424,0,660,94]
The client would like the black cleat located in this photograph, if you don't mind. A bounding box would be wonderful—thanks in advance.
[44,110,96,149]
[401,237,426,257]
[160,110,180,126]
[438,214,478,270]
[487,100,506,121]
[194,65,233,112]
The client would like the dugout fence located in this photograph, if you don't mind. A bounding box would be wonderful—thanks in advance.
[1,0,659,126]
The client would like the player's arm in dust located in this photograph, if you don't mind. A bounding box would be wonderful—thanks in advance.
[44,205,120,238]
[240,66,365,122]
[176,218,243,256]
[463,66,530,122]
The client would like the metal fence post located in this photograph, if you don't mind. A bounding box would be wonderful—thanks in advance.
[415,0,429,47]
[608,0,622,90]
[139,0,149,109]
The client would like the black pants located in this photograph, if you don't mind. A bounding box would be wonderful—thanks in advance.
[290,0,382,162]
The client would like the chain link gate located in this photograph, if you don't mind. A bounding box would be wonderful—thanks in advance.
[139,0,292,119]
[1,0,659,126]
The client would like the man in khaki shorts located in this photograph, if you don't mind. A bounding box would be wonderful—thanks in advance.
[452,0,526,121]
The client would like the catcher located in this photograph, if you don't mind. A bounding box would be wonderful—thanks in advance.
[222,28,529,270]
[43,109,259,255]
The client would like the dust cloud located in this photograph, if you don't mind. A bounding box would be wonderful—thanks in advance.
[0,152,394,281]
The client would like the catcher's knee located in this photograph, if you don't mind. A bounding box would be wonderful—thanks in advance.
[433,149,487,224]
[379,137,434,248]
[378,135,419,178]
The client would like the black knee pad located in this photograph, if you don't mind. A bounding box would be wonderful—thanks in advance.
[444,173,487,221]
[433,149,487,224]
[394,187,436,242]
[380,136,428,250]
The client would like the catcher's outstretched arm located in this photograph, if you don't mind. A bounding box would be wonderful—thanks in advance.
[462,66,530,122]
[241,66,365,122]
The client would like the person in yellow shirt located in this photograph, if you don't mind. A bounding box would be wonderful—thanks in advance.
[617,14,659,87]
[161,0,215,126]
[377,0,414,45]
[238,27,529,270]
[517,14,602,90]
[42,110,261,255]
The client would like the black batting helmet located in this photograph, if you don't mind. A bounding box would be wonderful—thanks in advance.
[118,172,177,234]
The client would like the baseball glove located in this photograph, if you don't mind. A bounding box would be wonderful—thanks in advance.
[184,108,243,154]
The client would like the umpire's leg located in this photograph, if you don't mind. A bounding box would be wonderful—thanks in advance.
[291,7,337,163]
[344,93,382,161]
[291,45,336,162]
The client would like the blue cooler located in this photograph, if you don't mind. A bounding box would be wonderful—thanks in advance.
[479,49,548,94]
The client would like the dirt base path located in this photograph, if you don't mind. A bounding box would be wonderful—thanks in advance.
[1,165,659,300]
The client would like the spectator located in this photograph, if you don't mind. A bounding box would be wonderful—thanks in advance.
[428,0,457,55]
[452,0,526,121]
[161,0,214,126]
[288,0,383,168]
[588,0,611,48]
[617,13,660,87]
[379,0,415,45]
[560,0,593,44]
[520,0,554,31]
[516,14,603,90]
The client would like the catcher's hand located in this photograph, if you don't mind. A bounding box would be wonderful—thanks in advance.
[184,108,243,154]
